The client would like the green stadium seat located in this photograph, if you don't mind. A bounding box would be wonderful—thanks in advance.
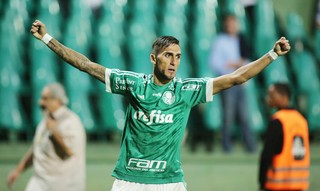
[69,0,93,20]
[126,0,157,74]
[62,17,95,131]
[97,0,126,70]
[244,80,265,133]
[159,0,191,78]
[202,94,222,131]
[96,86,125,131]
[290,51,320,94]
[0,63,25,131]
[64,63,95,132]
[254,0,278,57]
[0,90,25,131]
[68,89,95,132]
[5,0,29,25]
[307,91,320,132]
[263,57,290,86]
[315,29,320,61]
[0,9,27,77]
[192,0,219,78]
[38,0,62,37]
[29,0,62,108]
[127,26,156,74]
[29,37,59,124]
[0,48,22,92]
[286,12,307,42]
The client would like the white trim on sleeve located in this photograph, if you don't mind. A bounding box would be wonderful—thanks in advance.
[105,68,112,93]
[206,78,214,102]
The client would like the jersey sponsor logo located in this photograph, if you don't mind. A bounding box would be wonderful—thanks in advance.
[127,158,167,172]
[134,110,174,125]
[162,91,175,105]
[181,84,201,91]
[115,77,135,91]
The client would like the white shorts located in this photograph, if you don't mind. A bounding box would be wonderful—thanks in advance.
[111,179,187,191]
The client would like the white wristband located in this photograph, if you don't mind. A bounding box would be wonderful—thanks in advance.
[41,33,53,44]
[268,50,278,61]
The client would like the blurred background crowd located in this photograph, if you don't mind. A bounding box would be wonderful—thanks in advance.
[0,0,319,150]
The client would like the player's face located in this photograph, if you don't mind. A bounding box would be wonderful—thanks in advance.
[267,85,283,108]
[152,44,181,84]
[39,87,60,113]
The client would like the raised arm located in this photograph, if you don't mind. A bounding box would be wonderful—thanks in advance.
[212,37,291,95]
[30,20,106,83]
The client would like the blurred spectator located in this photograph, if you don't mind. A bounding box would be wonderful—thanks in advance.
[7,83,86,191]
[259,83,310,191]
[209,14,256,153]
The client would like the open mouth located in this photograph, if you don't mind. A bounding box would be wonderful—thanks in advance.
[168,68,175,72]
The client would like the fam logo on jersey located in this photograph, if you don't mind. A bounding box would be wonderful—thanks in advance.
[127,158,167,172]
[162,91,175,105]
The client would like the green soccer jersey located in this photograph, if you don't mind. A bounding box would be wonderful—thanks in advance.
[105,68,213,184]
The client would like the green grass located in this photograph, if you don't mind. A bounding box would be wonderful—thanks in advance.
[0,142,319,191]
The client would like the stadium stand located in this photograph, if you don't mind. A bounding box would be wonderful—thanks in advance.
[191,0,219,78]
[254,0,291,87]
[190,0,222,131]
[95,0,126,132]
[0,59,25,133]
[1,0,319,142]
[62,2,95,132]
[126,0,157,74]
[159,0,191,79]
[285,12,320,132]
[30,0,62,124]
[315,29,320,61]
[244,80,265,133]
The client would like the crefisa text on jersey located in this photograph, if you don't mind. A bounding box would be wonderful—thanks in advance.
[133,110,174,125]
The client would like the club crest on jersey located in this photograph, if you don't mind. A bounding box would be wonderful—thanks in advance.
[162,91,175,105]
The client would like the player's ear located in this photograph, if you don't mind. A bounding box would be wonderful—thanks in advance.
[150,54,156,65]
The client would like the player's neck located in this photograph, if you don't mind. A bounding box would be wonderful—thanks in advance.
[153,75,172,86]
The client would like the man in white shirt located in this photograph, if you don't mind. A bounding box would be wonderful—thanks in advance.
[7,83,86,191]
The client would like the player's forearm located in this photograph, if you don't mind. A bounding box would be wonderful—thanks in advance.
[232,53,274,84]
[46,38,106,83]
[47,38,90,70]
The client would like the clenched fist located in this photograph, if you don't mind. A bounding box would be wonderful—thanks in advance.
[273,37,291,56]
[30,20,47,40]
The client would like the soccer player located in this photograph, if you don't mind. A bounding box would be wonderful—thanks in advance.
[30,20,290,191]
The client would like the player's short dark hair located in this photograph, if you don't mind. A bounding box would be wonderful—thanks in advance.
[151,36,179,55]
[273,83,292,99]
